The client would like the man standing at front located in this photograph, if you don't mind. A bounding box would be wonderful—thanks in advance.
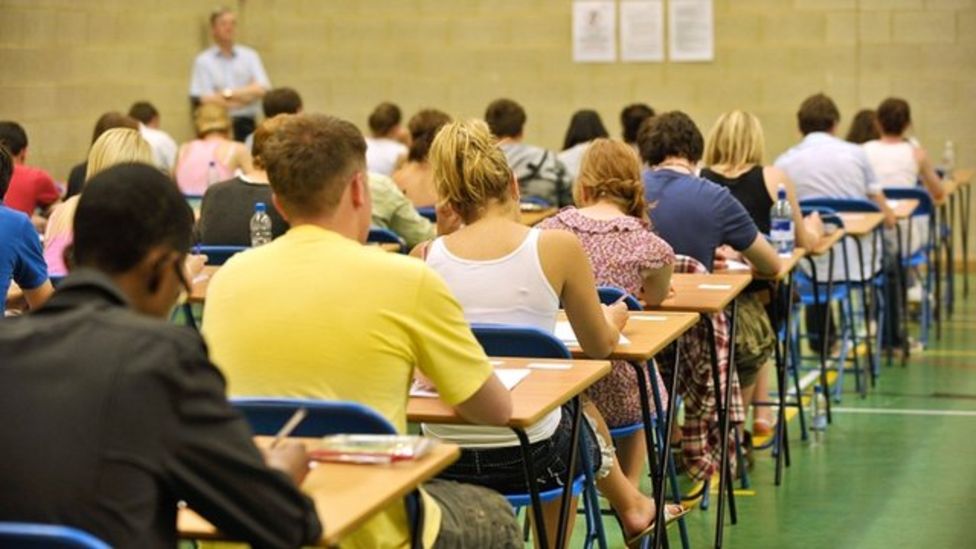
[189,7,270,142]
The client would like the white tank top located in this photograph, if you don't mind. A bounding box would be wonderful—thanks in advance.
[862,140,918,188]
[422,229,563,448]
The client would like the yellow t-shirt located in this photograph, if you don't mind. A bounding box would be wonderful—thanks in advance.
[202,225,494,549]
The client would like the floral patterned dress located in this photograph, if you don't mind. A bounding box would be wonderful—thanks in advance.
[538,207,674,427]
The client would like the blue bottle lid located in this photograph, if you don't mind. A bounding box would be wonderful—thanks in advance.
[255,202,266,213]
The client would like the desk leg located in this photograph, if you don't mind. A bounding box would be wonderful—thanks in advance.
[895,223,909,362]
[773,272,790,486]
[962,185,971,298]
[945,200,955,319]
[783,271,806,442]
[513,428,550,549]
[555,397,582,549]
[806,250,835,422]
[852,236,876,388]
[632,361,669,549]
[655,347,690,549]
[708,299,739,549]
[934,206,943,341]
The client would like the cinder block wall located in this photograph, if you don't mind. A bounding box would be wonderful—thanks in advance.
[1,1,973,207]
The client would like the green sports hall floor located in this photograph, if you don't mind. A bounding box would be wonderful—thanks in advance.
[571,276,976,548]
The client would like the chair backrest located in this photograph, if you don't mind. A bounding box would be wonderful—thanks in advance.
[470,323,572,359]
[367,227,406,252]
[231,398,397,437]
[0,523,110,549]
[800,196,880,214]
[416,206,437,223]
[195,245,248,266]
[596,286,643,311]
[520,196,552,208]
[881,187,933,216]
[800,205,844,230]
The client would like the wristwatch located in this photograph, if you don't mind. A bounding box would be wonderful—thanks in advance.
[222,88,233,100]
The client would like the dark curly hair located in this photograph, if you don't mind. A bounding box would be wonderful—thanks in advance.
[636,111,703,166]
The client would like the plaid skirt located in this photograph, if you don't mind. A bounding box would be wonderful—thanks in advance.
[655,255,744,481]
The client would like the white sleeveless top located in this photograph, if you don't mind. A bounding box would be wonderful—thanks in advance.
[422,229,563,448]
[862,140,918,188]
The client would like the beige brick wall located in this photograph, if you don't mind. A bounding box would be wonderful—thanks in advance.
[1,1,973,213]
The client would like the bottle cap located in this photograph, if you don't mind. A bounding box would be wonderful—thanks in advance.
[255,201,266,213]
[777,183,787,199]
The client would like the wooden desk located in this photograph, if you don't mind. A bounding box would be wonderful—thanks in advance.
[519,207,558,227]
[887,198,920,219]
[953,168,972,186]
[715,249,806,282]
[178,439,460,547]
[838,212,884,236]
[808,229,846,256]
[558,310,698,362]
[650,273,752,314]
[407,357,610,428]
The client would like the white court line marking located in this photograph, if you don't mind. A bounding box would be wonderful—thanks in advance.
[831,407,976,417]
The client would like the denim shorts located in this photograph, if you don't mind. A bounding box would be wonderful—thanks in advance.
[436,404,602,495]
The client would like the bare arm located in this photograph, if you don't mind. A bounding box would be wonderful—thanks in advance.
[23,280,54,310]
[741,233,781,277]
[641,263,673,307]
[453,374,513,425]
[540,230,622,358]
[915,147,945,202]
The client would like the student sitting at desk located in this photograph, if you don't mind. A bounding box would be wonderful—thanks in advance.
[416,119,685,546]
[0,164,321,547]
[639,111,780,480]
[202,113,521,549]
[538,138,674,486]
[0,144,53,316]
[44,128,154,277]
[702,110,824,438]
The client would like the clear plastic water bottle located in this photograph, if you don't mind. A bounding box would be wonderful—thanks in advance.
[941,140,955,176]
[810,385,828,438]
[769,184,794,256]
[249,202,272,247]
[207,160,220,188]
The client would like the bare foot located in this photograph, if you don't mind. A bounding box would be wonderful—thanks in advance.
[616,494,654,539]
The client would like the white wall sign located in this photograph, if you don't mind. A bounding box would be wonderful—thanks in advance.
[668,0,714,62]
[573,1,617,63]
[620,0,664,62]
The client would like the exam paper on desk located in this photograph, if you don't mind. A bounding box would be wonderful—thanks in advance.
[410,368,531,398]
[554,320,630,347]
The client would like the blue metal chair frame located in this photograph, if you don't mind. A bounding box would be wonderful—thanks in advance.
[367,227,407,253]
[177,245,249,330]
[469,323,604,549]
[416,206,437,223]
[596,286,690,549]
[883,187,936,350]
[230,398,424,549]
[0,523,111,548]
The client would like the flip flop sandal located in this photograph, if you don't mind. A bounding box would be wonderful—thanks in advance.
[623,504,691,548]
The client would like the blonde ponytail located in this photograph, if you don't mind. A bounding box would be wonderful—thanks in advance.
[429,119,513,223]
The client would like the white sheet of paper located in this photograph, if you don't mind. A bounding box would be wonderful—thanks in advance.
[723,259,751,271]
[620,0,664,62]
[526,362,573,370]
[573,1,617,62]
[410,368,531,398]
[886,199,900,208]
[630,315,669,321]
[698,283,732,290]
[555,321,630,346]
[668,0,714,62]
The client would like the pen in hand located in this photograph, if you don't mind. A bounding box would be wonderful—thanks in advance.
[270,407,308,449]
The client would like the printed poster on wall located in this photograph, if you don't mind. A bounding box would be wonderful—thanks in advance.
[668,0,714,62]
[572,1,617,63]
[620,0,664,62]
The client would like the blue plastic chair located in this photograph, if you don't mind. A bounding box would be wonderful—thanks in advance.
[800,197,887,387]
[0,523,110,548]
[520,196,552,208]
[194,245,248,266]
[231,398,424,549]
[883,187,936,347]
[469,324,605,549]
[367,227,407,253]
[416,206,437,223]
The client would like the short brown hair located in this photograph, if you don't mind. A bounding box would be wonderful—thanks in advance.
[845,109,880,144]
[262,114,366,218]
[797,93,840,135]
[251,115,292,170]
[876,97,911,135]
[637,111,704,166]
[367,102,402,136]
[407,109,452,162]
[574,139,647,221]
[484,98,526,138]
[210,7,232,26]
[262,87,303,118]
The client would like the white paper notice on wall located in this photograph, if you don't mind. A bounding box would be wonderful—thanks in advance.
[668,0,714,62]
[620,0,664,62]
[573,1,617,63]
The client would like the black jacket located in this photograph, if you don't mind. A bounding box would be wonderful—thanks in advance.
[0,269,321,548]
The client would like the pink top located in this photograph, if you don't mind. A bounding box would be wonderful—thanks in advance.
[175,140,235,196]
[538,207,674,297]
